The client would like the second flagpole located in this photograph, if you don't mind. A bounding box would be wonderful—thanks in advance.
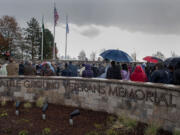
[65,15,68,60]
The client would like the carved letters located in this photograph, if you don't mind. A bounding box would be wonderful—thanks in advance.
[0,79,177,107]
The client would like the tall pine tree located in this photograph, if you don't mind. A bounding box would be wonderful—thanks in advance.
[40,28,54,59]
[25,18,41,60]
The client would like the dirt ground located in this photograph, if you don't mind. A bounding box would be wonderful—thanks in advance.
[0,102,172,135]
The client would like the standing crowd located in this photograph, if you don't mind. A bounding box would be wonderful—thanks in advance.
[0,58,180,85]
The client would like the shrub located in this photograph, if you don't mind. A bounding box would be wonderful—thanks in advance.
[18,130,28,135]
[1,99,7,106]
[107,116,116,125]
[94,123,102,130]
[0,111,8,118]
[85,131,99,135]
[145,123,161,135]
[2,128,12,134]
[36,97,44,108]
[42,128,51,135]
[106,129,118,135]
[23,102,32,109]
[121,117,137,131]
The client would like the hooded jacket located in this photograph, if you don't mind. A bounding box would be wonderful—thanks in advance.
[130,65,148,82]
[82,64,94,78]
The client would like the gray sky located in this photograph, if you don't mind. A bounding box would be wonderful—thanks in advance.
[1,0,180,60]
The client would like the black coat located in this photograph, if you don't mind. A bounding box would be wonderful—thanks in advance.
[151,69,168,84]
[174,69,180,85]
[106,65,121,79]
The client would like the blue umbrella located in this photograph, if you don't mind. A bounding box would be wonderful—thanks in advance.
[100,49,133,62]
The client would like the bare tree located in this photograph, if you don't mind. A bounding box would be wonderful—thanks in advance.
[90,51,96,61]
[99,48,106,54]
[171,51,179,57]
[152,51,166,60]
[131,52,137,62]
[78,50,86,60]
[0,15,21,55]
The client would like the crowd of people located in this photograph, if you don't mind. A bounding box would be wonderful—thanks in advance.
[0,57,180,85]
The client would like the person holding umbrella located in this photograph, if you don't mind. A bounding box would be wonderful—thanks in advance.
[174,62,180,85]
[106,61,121,79]
[151,63,168,84]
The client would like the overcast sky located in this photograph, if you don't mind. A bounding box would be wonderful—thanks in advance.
[1,0,180,60]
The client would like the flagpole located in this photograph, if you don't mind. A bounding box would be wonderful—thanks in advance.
[41,16,44,61]
[53,19,56,60]
[53,1,56,60]
[65,15,68,60]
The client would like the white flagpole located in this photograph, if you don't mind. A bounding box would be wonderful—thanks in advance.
[41,16,44,61]
[53,1,56,60]
[65,15,68,60]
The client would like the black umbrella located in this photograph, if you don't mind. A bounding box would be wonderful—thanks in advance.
[164,57,180,67]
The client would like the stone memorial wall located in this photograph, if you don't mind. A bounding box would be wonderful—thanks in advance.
[0,76,180,131]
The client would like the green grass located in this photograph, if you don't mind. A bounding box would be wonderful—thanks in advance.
[121,117,137,131]
[173,130,180,135]
[144,123,161,135]
[18,130,28,135]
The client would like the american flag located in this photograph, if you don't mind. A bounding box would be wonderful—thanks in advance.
[54,6,59,26]
[66,16,69,34]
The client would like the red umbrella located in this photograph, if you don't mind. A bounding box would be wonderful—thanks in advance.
[143,56,163,63]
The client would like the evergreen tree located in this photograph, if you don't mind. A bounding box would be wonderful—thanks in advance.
[40,28,54,59]
[25,18,41,60]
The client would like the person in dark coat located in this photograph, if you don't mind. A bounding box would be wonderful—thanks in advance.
[106,61,121,79]
[151,63,168,84]
[174,62,180,85]
[166,64,174,84]
[82,64,94,78]
[68,61,78,77]
[92,64,99,77]
[18,61,24,75]
[24,61,36,76]
[61,63,72,77]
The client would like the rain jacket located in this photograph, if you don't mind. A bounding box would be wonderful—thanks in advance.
[6,62,19,76]
[61,68,72,77]
[174,69,180,85]
[68,64,78,77]
[24,64,36,76]
[0,64,7,76]
[106,65,121,79]
[121,70,130,80]
[151,69,169,84]
[82,64,94,78]
[130,65,148,82]
[18,64,24,75]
